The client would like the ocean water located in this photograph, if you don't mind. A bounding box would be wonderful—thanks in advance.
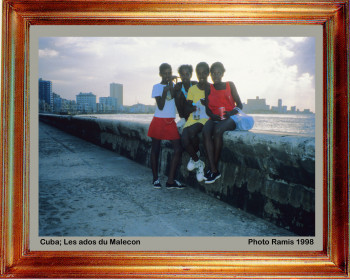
[248,114,315,136]
[89,113,315,136]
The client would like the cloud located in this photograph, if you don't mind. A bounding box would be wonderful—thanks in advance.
[39,48,59,58]
[282,37,315,77]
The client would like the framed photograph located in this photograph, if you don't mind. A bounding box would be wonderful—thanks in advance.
[1,0,349,278]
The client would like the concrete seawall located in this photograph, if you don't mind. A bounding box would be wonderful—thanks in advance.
[39,114,315,236]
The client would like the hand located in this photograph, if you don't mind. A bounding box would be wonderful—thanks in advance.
[165,82,174,96]
[174,83,181,92]
[232,107,240,115]
[224,110,233,118]
[171,75,178,83]
[212,114,221,121]
[224,108,239,118]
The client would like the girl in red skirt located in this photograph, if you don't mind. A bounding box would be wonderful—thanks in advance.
[147,63,184,189]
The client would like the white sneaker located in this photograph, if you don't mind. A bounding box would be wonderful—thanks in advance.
[195,160,205,182]
[194,159,204,170]
[196,171,205,182]
[188,157,205,172]
[187,158,196,171]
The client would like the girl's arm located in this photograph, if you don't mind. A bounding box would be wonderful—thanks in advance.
[184,99,196,117]
[155,82,174,110]
[174,82,185,118]
[184,81,199,117]
[183,87,197,117]
[225,81,243,117]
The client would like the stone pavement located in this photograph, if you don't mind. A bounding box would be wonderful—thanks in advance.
[39,121,294,237]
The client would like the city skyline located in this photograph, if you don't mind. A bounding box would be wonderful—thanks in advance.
[39,36,316,112]
[40,77,313,114]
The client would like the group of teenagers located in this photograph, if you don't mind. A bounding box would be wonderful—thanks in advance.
[147,61,243,189]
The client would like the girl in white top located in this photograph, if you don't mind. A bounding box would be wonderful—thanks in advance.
[147,63,184,189]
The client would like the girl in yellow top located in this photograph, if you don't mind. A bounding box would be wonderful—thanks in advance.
[181,62,210,182]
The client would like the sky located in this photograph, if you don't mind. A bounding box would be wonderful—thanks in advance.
[39,36,316,111]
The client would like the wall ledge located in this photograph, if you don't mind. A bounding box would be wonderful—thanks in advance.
[39,114,315,235]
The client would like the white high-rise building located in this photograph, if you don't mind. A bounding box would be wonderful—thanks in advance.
[99,96,118,112]
[243,96,270,113]
[110,83,123,107]
[76,92,97,113]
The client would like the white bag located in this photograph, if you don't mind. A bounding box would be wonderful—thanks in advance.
[193,100,209,120]
[231,107,254,131]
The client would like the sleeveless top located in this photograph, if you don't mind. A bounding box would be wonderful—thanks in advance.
[183,85,209,129]
[208,82,236,116]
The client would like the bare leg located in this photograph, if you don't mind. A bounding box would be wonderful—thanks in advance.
[213,118,236,168]
[191,134,200,156]
[151,138,161,182]
[181,123,203,161]
[202,120,217,173]
[167,139,182,184]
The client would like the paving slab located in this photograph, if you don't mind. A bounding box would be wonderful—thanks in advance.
[39,121,295,237]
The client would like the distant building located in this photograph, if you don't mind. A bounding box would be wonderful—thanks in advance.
[76,92,97,113]
[271,98,287,113]
[99,96,118,112]
[129,103,146,113]
[110,83,123,108]
[53,92,62,113]
[61,99,77,114]
[39,78,53,111]
[303,109,312,114]
[121,103,156,114]
[243,96,270,113]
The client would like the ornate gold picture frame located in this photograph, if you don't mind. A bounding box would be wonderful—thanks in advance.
[1,0,349,278]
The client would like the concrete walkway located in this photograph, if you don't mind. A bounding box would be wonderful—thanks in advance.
[39,121,294,237]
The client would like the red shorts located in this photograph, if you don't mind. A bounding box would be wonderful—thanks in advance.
[147,117,180,140]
